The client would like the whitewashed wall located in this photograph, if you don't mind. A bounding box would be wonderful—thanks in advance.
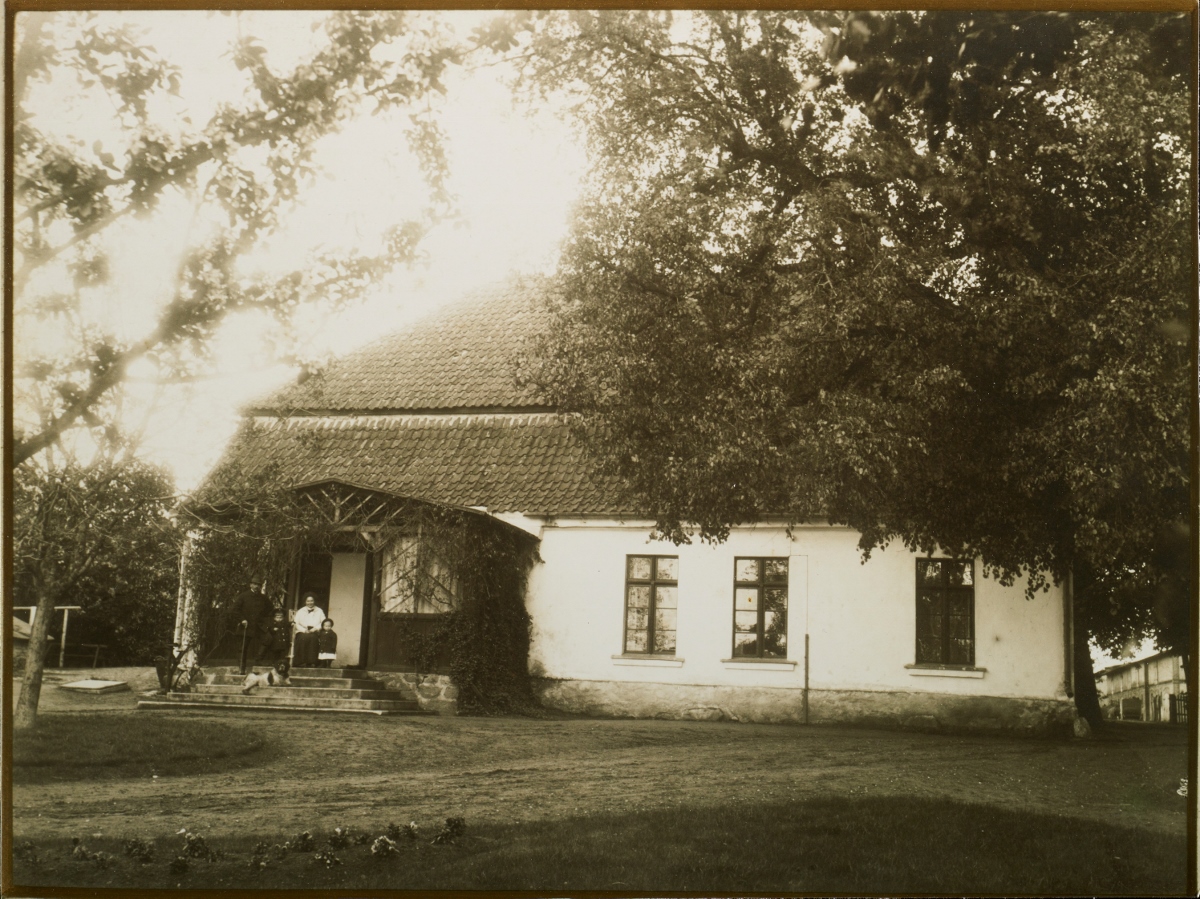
[525,520,1067,703]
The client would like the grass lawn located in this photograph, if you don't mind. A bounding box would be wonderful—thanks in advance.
[10,710,1189,894]
[12,715,272,782]
[12,798,1185,894]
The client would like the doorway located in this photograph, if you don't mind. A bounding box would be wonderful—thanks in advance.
[296,551,370,668]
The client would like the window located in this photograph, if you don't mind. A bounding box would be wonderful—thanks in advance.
[377,537,458,615]
[624,555,678,654]
[732,558,788,659]
[915,559,974,666]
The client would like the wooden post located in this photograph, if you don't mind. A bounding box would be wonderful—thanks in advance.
[58,608,70,669]
[803,632,810,725]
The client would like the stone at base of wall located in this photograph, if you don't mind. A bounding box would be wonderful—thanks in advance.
[369,671,458,715]
[533,678,1075,736]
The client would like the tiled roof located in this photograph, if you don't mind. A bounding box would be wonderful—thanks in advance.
[257,279,553,414]
[210,413,633,517]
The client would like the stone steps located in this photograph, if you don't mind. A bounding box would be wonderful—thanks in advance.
[192,684,407,702]
[137,665,427,716]
[204,673,383,690]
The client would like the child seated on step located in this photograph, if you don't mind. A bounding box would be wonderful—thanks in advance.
[316,618,338,668]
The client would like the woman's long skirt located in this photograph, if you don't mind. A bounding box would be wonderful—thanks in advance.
[293,631,319,667]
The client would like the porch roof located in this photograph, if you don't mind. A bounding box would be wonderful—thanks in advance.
[208,412,634,517]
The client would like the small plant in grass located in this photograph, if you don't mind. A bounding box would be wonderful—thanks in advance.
[178,830,220,861]
[123,838,156,864]
[313,849,343,868]
[71,841,114,870]
[1178,778,1188,797]
[249,841,270,872]
[371,835,399,859]
[354,831,374,846]
[432,817,466,845]
[387,821,420,842]
[328,826,352,849]
[284,830,315,852]
[168,856,189,875]
[15,840,39,866]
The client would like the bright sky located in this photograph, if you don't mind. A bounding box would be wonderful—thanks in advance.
[16,10,586,491]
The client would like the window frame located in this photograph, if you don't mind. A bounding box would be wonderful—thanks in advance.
[914,558,976,668]
[622,555,679,656]
[731,556,789,660]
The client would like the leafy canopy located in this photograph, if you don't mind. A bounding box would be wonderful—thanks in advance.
[13,11,462,466]
[499,11,1191,652]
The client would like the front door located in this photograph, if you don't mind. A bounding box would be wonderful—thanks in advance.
[296,551,371,668]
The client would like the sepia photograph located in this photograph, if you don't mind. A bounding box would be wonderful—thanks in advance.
[6,6,1194,896]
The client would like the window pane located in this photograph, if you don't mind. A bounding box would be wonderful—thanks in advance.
[733,631,759,657]
[627,585,651,609]
[626,607,649,631]
[734,610,758,633]
[950,638,972,666]
[946,562,972,587]
[916,636,940,664]
[735,559,760,583]
[764,559,789,583]
[917,590,942,619]
[625,629,647,652]
[948,611,970,640]
[627,556,652,580]
[655,585,678,609]
[655,607,677,634]
[764,587,788,613]
[735,587,759,611]
[653,627,676,654]
[763,611,787,657]
[919,560,942,583]
[655,557,679,582]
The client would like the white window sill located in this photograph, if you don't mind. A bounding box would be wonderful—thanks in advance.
[612,654,684,668]
[721,658,797,670]
[906,664,986,679]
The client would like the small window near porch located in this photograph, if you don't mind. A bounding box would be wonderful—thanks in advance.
[732,557,788,659]
[624,555,678,654]
[915,559,975,667]
[378,537,458,615]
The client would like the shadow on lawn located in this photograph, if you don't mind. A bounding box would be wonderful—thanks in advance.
[12,714,274,783]
[11,795,1186,895]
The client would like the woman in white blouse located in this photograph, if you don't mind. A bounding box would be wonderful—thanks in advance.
[292,593,326,667]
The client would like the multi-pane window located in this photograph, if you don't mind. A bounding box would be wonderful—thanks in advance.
[915,559,975,666]
[732,558,788,659]
[624,555,678,654]
[378,537,458,615]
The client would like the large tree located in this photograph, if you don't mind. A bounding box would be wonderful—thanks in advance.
[498,11,1192,724]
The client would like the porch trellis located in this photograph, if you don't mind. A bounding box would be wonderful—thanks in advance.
[177,479,533,678]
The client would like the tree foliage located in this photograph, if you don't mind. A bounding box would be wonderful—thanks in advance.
[498,12,1191,665]
[13,10,461,466]
[13,453,180,724]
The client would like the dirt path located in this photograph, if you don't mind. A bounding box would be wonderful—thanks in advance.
[12,705,1187,845]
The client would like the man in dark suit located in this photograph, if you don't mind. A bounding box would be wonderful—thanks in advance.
[230,577,273,674]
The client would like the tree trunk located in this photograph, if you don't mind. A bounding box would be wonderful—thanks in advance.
[15,589,58,730]
[1072,608,1104,729]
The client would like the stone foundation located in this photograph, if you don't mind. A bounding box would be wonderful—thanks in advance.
[370,671,458,715]
[533,678,1075,736]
